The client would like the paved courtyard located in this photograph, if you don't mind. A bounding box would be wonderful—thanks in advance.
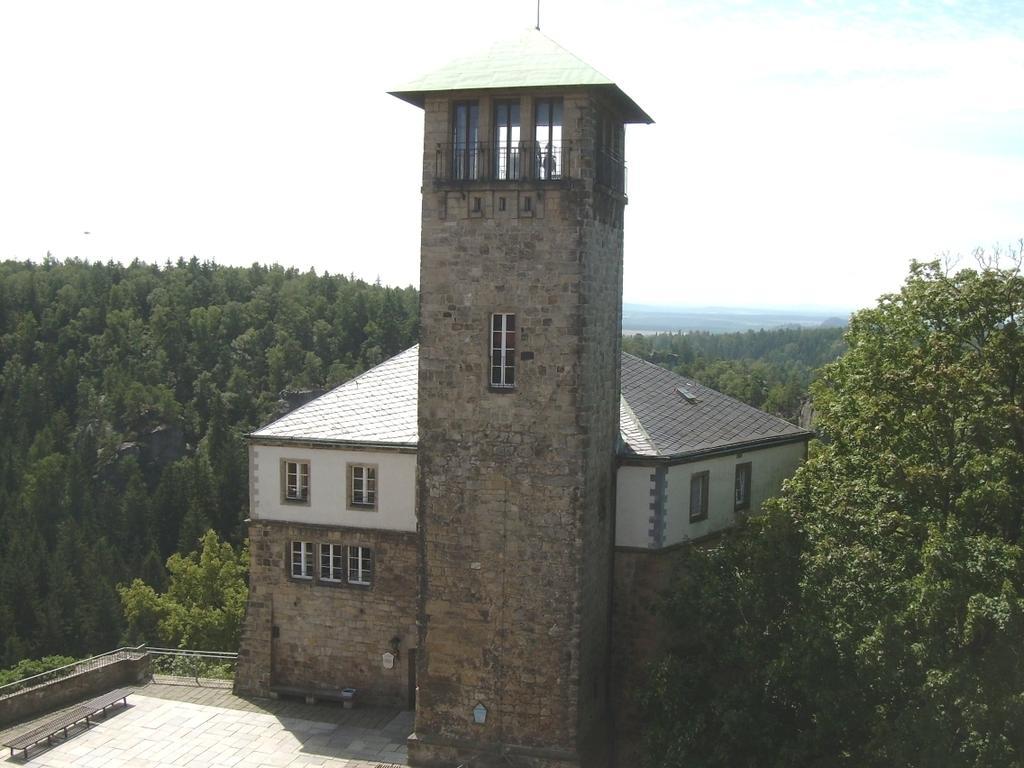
[1,682,411,767]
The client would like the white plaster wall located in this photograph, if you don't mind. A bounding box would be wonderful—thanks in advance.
[614,464,655,549]
[663,441,806,546]
[251,443,416,532]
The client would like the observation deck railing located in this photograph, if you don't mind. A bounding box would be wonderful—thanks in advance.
[435,140,582,183]
[435,140,627,197]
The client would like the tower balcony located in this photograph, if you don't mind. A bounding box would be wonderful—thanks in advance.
[434,140,627,197]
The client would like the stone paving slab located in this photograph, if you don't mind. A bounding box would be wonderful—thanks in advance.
[1,683,411,768]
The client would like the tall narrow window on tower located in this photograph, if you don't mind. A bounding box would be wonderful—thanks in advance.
[597,114,626,194]
[494,101,521,180]
[490,313,516,388]
[534,98,563,179]
[453,101,479,180]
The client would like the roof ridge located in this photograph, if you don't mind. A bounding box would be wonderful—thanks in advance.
[527,28,615,85]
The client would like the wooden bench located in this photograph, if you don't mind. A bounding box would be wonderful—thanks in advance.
[82,687,132,719]
[3,687,132,760]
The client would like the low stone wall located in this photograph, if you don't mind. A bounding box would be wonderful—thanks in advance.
[0,654,151,727]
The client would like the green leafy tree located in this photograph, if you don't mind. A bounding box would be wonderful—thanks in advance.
[642,258,1024,767]
[119,530,248,650]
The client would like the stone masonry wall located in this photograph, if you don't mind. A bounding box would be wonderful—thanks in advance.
[411,88,623,768]
[610,545,689,765]
[235,520,418,708]
[0,655,150,727]
[574,92,626,768]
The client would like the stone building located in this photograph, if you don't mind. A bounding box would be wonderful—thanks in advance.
[235,29,811,767]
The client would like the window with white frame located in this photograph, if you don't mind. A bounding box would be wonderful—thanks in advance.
[347,546,373,586]
[282,460,310,503]
[490,313,516,388]
[689,471,709,522]
[734,462,752,511]
[320,543,344,582]
[348,464,377,509]
[290,541,313,579]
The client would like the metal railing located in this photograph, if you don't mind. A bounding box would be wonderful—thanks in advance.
[533,140,564,181]
[597,146,627,196]
[435,140,628,196]
[436,140,575,183]
[0,645,240,699]
[147,647,238,687]
[494,145,523,181]
[0,645,147,700]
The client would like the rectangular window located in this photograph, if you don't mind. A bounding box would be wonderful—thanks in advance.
[734,462,752,511]
[290,541,313,579]
[494,101,521,180]
[452,101,479,180]
[320,543,344,582]
[689,471,709,522]
[347,546,373,586]
[596,114,626,193]
[282,460,310,503]
[490,313,516,388]
[349,464,378,509]
[534,98,563,180]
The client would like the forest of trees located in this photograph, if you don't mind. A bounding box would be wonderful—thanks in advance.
[0,257,853,671]
[0,257,417,666]
[2,252,1020,764]
[640,260,1024,767]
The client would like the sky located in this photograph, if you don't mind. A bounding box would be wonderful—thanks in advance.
[1,0,1021,311]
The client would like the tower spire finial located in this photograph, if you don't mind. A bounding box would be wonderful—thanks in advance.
[536,0,540,30]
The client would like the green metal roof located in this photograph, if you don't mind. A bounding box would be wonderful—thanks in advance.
[389,28,652,124]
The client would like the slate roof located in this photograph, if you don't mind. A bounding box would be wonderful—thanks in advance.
[618,353,811,458]
[252,346,811,458]
[389,28,653,124]
[251,346,419,447]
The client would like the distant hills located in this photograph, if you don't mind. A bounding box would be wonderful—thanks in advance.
[622,304,851,334]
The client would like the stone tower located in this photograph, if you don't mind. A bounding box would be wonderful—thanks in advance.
[391,30,650,768]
